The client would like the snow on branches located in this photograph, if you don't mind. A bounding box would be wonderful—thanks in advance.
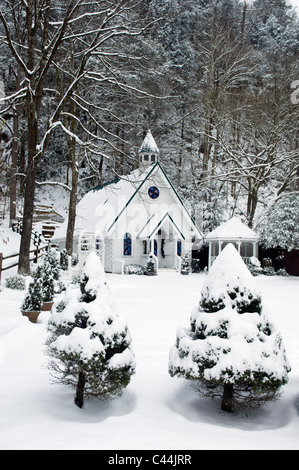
[169,244,290,412]
[46,252,136,408]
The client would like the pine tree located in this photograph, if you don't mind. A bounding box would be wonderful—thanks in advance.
[181,253,190,274]
[43,249,60,280]
[21,277,43,312]
[259,192,299,251]
[169,244,290,412]
[145,255,156,274]
[41,261,55,303]
[59,249,69,271]
[46,252,136,408]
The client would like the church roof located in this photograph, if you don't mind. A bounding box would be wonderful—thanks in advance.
[74,164,153,235]
[139,130,159,154]
[206,217,258,241]
[65,161,202,240]
[137,211,185,240]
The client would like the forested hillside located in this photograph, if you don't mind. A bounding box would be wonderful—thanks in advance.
[0,0,298,272]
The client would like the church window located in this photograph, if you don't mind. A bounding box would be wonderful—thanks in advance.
[124,233,132,256]
[95,237,102,251]
[148,186,160,199]
[151,155,156,162]
[177,241,182,256]
[154,239,157,256]
[144,154,149,161]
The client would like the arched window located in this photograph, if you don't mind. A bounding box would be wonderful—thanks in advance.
[124,233,132,256]
[177,240,182,256]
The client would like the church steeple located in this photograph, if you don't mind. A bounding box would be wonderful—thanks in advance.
[138,130,159,166]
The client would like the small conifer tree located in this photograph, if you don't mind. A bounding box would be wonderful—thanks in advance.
[42,261,55,302]
[169,244,291,412]
[46,252,136,408]
[33,261,55,303]
[21,277,43,312]
[43,248,60,280]
[145,255,156,274]
[181,253,190,274]
[59,249,69,271]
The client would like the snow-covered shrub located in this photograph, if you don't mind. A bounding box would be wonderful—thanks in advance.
[33,261,55,303]
[262,266,276,276]
[145,255,156,274]
[259,192,299,251]
[5,274,26,290]
[276,268,288,277]
[247,256,263,276]
[124,264,144,275]
[181,253,190,274]
[42,261,55,302]
[21,277,43,312]
[59,249,68,271]
[46,252,136,408]
[191,259,201,273]
[71,254,78,267]
[42,248,60,280]
[169,244,290,412]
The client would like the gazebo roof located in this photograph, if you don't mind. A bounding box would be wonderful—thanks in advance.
[206,217,258,241]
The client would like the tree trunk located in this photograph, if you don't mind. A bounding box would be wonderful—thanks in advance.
[221,383,234,412]
[18,101,38,275]
[75,370,86,408]
[65,154,78,256]
[9,110,18,226]
[65,109,78,256]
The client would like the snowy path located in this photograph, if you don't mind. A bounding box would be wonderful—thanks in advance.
[0,272,298,450]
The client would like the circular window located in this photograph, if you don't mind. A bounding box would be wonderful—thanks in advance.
[148,186,160,200]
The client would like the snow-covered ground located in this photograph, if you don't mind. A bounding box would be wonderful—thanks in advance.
[0,261,298,450]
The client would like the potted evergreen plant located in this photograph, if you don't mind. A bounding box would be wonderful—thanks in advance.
[41,261,55,311]
[145,255,156,276]
[180,253,190,275]
[21,277,43,323]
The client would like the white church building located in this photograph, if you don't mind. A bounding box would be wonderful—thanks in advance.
[56,131,203,274]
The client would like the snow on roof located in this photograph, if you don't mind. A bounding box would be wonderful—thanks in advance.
[53,165,156,240]
[137,211,184,240]
[206,217,258,241]
[139,130,159,154]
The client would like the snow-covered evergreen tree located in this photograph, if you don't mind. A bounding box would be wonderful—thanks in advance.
[145,255,156,274]
[59,249,69,271]
[169,244,290,412]
[21,277,43,312]
[43,249,60,280]
[181,253,190,274]
[259,192,299,251]
[46,252,136,408]
[41,261,55,303]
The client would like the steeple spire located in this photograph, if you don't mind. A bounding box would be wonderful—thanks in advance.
[138,130,159,166]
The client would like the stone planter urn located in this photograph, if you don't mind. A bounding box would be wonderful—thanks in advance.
[41,301,54,311]
[21,311,40,323]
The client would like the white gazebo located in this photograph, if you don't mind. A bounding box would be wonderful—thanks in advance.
[206,217,259,269]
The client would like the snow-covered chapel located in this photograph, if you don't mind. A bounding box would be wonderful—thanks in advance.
[57,131,203,274]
